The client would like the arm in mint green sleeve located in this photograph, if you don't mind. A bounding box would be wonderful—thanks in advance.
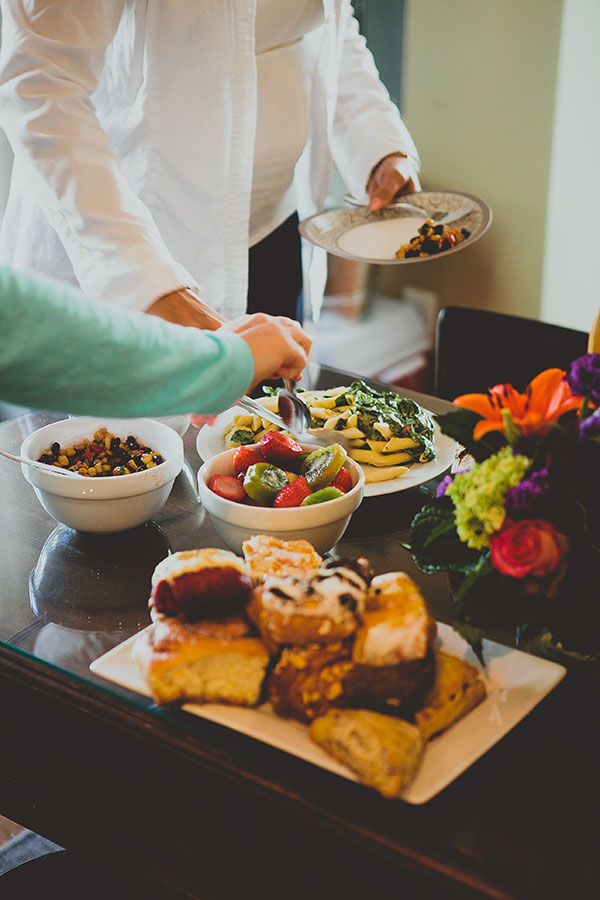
[0,267,254,416]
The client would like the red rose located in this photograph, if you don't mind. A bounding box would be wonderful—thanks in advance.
[490,519,569,579]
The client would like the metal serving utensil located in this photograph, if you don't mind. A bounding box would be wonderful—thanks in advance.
[277,377,312,434]
[0,446,82,477]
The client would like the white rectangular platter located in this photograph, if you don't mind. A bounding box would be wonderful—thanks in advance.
[90,622,565,805]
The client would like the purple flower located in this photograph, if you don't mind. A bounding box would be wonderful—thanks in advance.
[436,474,454,497]
[505,467,551,516]
[579,408,600,440]
[566,353,600,405]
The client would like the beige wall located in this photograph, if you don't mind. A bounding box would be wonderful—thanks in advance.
[376,0,565,329]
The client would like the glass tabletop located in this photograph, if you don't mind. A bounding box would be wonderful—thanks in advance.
[0,367,454,711]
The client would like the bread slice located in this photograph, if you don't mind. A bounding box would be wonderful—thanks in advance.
[309,708,424,798]
[132,617,269,707]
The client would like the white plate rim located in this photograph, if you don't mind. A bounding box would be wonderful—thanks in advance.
[298,189,492,265]
[90,621,565,805]
[195,406,457,498]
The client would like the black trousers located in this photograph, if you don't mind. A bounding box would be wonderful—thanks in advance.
[247,212,303,322]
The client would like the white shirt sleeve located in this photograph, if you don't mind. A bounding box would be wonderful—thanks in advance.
[328,5,421,204]
[0,0,195,311]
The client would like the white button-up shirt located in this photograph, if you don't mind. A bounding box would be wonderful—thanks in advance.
[0,0,420,320]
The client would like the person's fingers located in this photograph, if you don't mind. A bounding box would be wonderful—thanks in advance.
[190,413,218,427]
[284,322,312,354]
[369,171,407,211]
[223,313,311,352]
[367,155,418,211]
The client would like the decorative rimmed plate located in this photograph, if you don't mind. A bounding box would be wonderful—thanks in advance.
[298,190,491,264]
[194,408,457,498]
[90,622,565,805]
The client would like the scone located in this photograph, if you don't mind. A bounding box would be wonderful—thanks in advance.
[149,548,252,621]
[413,650,486,740]
[132,615,269,706]
[309,709,425,798]
[242,534,323,582]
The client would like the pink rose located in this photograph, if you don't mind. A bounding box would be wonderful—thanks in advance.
[490,519,569,579]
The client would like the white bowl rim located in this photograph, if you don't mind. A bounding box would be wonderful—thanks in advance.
[20,416,184,499]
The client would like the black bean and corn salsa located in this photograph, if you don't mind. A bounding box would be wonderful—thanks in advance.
[37,428,165,477]
[395,219,471,259]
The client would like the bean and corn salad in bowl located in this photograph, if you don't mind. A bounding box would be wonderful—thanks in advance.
[37,427,165,477]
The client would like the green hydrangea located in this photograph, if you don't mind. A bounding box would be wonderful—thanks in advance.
[447,446,531,550]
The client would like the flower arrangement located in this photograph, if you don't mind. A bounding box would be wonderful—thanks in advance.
[409,354,600,663]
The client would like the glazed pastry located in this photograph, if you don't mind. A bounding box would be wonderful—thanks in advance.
[248,561,370,649]
[352,572,437,667]
[413,650,486,740]
[268,642,353,722]
[242,534,323,582]
[132,615,269,706]
[149,548,252,621]
[268,640,435,723]
[309,709,425,798]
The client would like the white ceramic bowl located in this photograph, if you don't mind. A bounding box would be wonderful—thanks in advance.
[20,417,184,533]
[197,443,365,555]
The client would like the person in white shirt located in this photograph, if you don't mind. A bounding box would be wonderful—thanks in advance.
[0,0,420,331]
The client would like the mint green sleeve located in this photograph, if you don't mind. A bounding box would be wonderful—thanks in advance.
[0,267,255,416]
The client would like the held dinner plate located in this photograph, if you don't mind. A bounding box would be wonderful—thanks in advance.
[90,622,565,805]
[298,190,491,264]
[195,407,458,498]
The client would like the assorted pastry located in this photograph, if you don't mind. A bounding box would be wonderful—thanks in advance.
[132,535,486,798]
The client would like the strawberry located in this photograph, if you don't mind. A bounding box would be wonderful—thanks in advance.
[260,430,303,465]
[330,466,353,493]
[208,474,246,502]
[233,445,263,476]
[273,475,311,508]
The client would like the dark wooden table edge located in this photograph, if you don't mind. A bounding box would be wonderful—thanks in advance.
[0,640,529,900]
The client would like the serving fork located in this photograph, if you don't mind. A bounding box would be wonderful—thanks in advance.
[237,392,352,451]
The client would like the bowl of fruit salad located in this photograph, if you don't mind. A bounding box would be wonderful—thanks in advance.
[197,430,365,555]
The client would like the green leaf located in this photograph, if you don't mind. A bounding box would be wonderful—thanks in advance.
[434,409,506,462]
[409,500,482,574]
[450,555,495,620]
[450,619,484,666]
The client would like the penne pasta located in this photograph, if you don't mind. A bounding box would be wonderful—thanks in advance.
[363,465,409,483]
[349,448,413,467]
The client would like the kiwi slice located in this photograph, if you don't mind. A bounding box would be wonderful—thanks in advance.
[300,444,346,490]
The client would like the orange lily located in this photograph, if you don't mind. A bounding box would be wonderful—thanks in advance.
[453,368,583,440]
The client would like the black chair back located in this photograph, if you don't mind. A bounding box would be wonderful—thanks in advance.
[434,306,589,401]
